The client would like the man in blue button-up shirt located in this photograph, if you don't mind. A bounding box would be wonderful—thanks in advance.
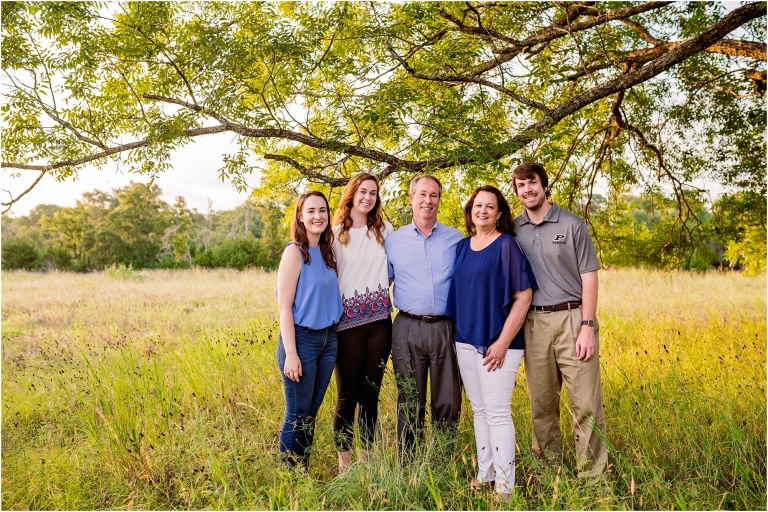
[385,174,464,458]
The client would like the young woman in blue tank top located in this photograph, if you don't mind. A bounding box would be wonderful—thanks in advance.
[276,191,343,468]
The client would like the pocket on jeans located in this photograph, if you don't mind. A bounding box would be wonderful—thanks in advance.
[294,325,310,336]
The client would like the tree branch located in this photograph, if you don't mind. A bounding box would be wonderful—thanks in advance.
[305,28,337,77]
[400,29,450,61]
[385,39,552,113]
[144,93,412,171]
[437,8,521,46]
[401,2,674,81]
[1,170,47,213]
[421,1,767,170]
[42,106,109,151]
[4,70,110,150]
[493,2,672,59]
[263,154,349,186]
[2,125,228,172]
[118,9,200,107]
[567,37,763,83]
[705,39,766,60]
[4,2,762,192]
[565,62,614,81]
[264,154,399,186]
[620,18,664,45]
[744,68,767,95]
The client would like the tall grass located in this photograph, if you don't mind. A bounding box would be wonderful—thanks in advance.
[2,268,765,509]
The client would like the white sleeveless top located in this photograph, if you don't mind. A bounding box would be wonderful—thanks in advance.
[333,222,394,330]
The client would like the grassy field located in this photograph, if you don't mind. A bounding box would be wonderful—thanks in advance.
[2,267,765,510]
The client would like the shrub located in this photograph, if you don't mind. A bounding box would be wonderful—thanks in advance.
[1,237,44,270]
[46,245,80,271]
[191,249,215,268]
[155,254,191,269]
[193,238,267,270]
[724,225,767,276]
[105,263,142,280]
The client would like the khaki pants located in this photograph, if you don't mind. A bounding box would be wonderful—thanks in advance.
[524,307,608,479]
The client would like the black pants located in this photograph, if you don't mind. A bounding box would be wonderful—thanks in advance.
[391,314,462,457]
[333,317,392,451]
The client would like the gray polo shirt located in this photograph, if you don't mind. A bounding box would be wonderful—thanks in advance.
[513,203,600,306]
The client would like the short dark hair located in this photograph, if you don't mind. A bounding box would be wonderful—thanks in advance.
[512,162,550,199]
[463,185,515,237]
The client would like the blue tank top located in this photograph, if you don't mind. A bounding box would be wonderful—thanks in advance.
[286,244,343,329]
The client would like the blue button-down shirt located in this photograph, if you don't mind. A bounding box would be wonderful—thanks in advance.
[385,220,464,316]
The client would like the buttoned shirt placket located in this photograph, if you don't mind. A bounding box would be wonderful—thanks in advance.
[415,224,436,315]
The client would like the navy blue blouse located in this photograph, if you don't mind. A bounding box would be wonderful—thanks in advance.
[446,234,537,356]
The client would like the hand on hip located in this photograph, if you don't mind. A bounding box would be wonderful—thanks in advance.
[482,339,510,372]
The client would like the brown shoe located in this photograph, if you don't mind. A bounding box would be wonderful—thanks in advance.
[337,451,352,474]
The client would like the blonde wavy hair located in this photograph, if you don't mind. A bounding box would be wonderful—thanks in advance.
[333,173,386,246]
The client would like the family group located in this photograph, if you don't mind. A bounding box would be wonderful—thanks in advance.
[274,162,608,500]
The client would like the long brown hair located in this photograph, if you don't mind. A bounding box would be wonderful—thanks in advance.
[333,173,386,246]
[291,191,337,271]
[463,185,516,237]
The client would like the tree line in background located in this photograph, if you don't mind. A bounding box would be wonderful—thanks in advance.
[2,180,764,275]
[1,182,288,272]
[587,188,765,275]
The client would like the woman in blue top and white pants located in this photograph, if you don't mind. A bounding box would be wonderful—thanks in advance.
[446,185,536,500]
[276,191,343,468]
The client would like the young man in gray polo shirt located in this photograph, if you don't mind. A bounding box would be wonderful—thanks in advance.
[511,162,608,480]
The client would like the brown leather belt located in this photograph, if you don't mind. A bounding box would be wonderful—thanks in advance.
[530,301,582,312]
[397,310,449,324]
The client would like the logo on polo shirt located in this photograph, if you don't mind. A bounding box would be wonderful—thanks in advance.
[553,234,566,244]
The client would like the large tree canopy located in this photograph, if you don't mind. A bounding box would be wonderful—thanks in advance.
[2,1,765,226]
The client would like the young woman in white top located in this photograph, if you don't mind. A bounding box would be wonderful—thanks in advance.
[332,173,394,471]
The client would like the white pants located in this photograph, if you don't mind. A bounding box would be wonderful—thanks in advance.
[456,342,524,494]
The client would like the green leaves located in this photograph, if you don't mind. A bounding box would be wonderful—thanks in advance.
[219,151,254,193]
[2,1,765,270]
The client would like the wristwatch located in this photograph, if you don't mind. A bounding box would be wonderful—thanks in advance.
[581,320,595,327]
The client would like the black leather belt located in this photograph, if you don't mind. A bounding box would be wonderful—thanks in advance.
[398,310,449,323]
[530,301,582,312]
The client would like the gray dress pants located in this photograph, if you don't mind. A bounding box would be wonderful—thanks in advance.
[391,314,462,456]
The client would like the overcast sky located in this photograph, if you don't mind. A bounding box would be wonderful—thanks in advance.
[4,132,256,216]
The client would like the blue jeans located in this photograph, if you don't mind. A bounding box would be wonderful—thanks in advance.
[276,324,337,467]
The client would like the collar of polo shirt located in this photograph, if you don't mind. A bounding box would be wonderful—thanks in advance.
[520,202,560,225]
